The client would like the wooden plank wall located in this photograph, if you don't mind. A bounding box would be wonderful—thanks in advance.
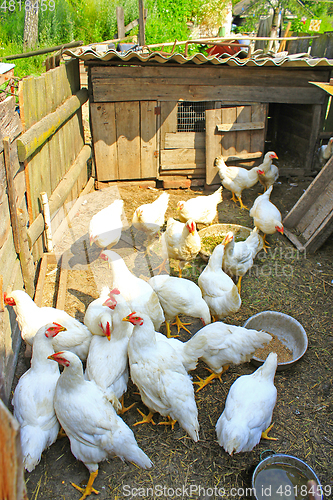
[0,97,26,404]
[89,64,330,105]
[1,58,90,405]
[19,58,87,261]
[91,100,158,182]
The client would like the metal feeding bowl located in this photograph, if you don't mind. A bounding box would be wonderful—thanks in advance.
[198,223,263,262]
[252,451,323,500]
[243,311,308,371]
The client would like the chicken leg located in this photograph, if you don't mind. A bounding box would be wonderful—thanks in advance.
[172,315,191,334]
[231,192,238,203]
[261,422,277,441]
[152,258,169,275]
[165,322,179,339]
[262,234,270,253]
[236,276,242,295]
[71,469,99,500]
[117,395,136,415]
[133,408,156,426]
[194,366,229,392]
[158,415,177,430]
[236,195,248,210]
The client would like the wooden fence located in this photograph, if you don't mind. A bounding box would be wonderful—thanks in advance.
[0,58,91,404]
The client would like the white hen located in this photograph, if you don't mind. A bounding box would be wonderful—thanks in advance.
[85,289,134,413]
[249,185,283,249]
[12,323,61,472]
[257,151,279,191]
[222,227,263,294]
[124,312,200,442]
[158,218,201,277]
[216,352,278,455]
[177,186,223,224]
[191,321,272,390]
[214,156,263,209]
[148,275,211,338]
[132,191,169,249]
[89,199,124,249]
[198,241,241,321]
[317,136,333,168]
[4,290,92,360]
[49,350,152,499]
[100,250,165,331]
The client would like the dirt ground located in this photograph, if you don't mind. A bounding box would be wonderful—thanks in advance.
[10,174,333,500]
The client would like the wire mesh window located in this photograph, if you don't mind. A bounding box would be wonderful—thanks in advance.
[177,101,208,132]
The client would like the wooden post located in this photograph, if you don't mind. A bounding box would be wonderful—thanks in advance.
[3,138,20,255]
[116,7,125,39]
[0,400,28,500]
[17,211,35,298]
[138,0,145,46]
[41,192,53,252]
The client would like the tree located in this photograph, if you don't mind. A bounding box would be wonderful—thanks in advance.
[23,1,39,50]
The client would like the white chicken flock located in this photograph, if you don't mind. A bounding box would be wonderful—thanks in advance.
[6,152,288,498]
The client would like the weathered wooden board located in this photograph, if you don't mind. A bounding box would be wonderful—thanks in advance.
[221,107,237,157]
[283,154,333,252]
[0,97,22,153]
[92,83,325,105]
[0,399,28,500]
[115,101,140,180]
[251,104,268,155]
[90,65,330,90]
[236,105,252,157]
[164,132,205,149]
[160,101,177,150]
[90,102,117,181]
[205,107,222,185]
[141,101,158,178]
[160,148,205,169]
[217,121,265,132]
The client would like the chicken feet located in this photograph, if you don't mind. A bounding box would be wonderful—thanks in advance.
[158,415,177,430]
[236,196,248,210]
[194,366,229,392]
[165,322,179,339]
[117,395,136,415]
[261,422,277,441]
[71,470,99,500]
[133,408,156,426]
[152,258,169,275]
[172,315,191,334]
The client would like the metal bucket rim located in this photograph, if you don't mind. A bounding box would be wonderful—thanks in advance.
[251,453,323,500]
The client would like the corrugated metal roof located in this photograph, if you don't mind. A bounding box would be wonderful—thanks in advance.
[63,46,333,68]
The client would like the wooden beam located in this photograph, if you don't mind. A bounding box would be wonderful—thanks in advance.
[27,144,91,248]
[16,88,89,162]
[217,121,265,132]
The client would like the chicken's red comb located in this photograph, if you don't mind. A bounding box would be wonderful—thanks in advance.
[186,220,196,233]
[109,288,120,296]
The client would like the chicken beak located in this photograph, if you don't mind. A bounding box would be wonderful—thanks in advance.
[122,316,130,322]
[47,354,56,361]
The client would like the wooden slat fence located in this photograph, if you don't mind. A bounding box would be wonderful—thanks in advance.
[0,57,91,405]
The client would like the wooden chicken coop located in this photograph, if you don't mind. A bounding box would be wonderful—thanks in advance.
[64,48,333,187]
